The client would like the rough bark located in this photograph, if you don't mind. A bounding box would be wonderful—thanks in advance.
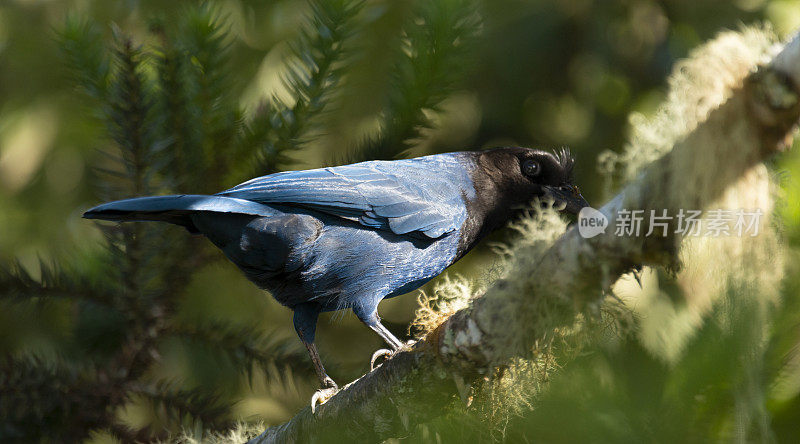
[248,29,800,444]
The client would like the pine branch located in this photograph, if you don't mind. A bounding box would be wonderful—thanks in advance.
[96,32,166,318]
[105,29,162,198]
[76,27,191,427]
[0,357,112,443]
[173,5,243,192]
[0,260,113,306]
[345,0,482,163]
[169,322,315,383]
[246,0,362,175]
[131,380,234,431]
[60,18,111,102]
[153,34,199,193]
[99,29,187,316]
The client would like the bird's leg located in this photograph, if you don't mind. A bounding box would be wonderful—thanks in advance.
[303,340,337,389]
[368,318,404,350]
[303,340,338,413]
[355,308,407,370]
[293,304,338,413]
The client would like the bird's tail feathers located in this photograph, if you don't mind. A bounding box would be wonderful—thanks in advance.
[83,195,277,230]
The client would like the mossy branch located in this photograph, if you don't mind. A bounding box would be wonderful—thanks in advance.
[248,28,800,443]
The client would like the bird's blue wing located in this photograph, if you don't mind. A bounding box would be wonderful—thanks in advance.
[217,155,473,238]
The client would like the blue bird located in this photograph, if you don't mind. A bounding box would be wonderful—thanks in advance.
[83,147,588,407]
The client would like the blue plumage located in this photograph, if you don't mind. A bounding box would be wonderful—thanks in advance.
[84,147,587,398]
[218,153,472,238]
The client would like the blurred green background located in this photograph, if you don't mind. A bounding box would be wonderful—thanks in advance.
[2,0,800,442]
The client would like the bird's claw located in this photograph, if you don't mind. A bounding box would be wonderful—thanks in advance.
[370,341,416,370]
[310,377,338,414]
[310,387,338,414]
[370,348,394,370]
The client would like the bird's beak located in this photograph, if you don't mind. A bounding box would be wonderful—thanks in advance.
[542,185,590,215]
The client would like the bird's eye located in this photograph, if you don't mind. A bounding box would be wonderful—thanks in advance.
[522,160,540,177]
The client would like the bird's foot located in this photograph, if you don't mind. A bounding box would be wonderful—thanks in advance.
[370,348,393,370]
[370,341,415,370]
[310,377,338,414]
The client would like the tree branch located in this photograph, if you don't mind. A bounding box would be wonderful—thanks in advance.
[248,28,800,443]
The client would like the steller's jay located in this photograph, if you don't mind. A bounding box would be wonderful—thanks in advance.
[84,147,589,409]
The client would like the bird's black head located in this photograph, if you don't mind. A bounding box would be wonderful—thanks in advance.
[467,146,589,235]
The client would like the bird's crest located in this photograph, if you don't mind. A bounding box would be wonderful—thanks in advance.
[554,147,575,181]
